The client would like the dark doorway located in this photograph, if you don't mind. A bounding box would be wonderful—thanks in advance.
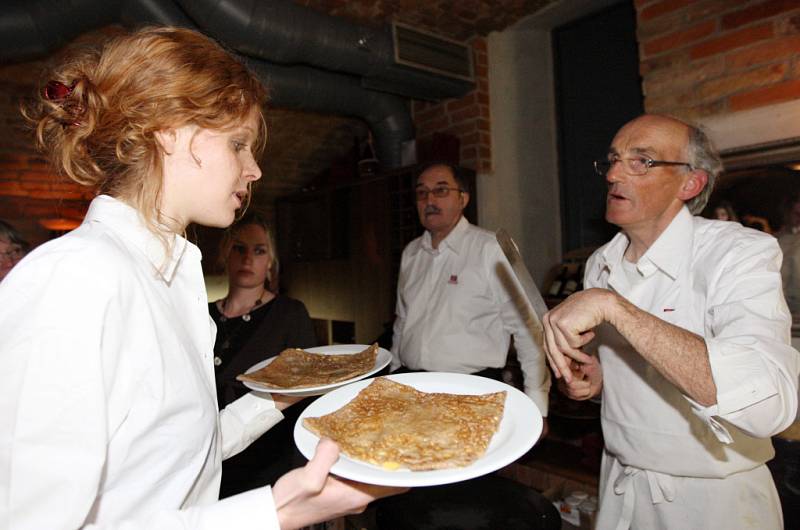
[553,1,644,252]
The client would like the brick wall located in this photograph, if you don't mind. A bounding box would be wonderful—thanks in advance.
[412,36,492,173]
[636,0,800,120]
[0,62,92,245]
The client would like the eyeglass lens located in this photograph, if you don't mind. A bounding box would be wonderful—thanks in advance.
[415,187,456,200]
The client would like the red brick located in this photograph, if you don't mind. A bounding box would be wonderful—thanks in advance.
[684,0,733,24]
[776,13,800,37]
[461,131,479,146]
[690,22,773,59]
[479,105,490,118]
[640,0,693,22]
[50,181,84,192]
[682,99,726,119]
[445,92,477,112]
[26,189,86,200]
[475,61,488,77]
[476,118,490,132]
[695,63,787,102]
[729,78,800,111]
[19,170,59,183]
[726,35,800,72]
[640,49,689,76]
[479,159,491,172]
[445,121,477,136]
[643,59,725,97]
[413,105,444,123]
[417,114,450,135]
[479,146,491,158]
[461,146,477,160]
[637,10,685,41]
[722,0,800,30]
[642,20,716,57]
[450,106,480,124]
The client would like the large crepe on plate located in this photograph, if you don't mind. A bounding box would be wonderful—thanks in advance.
[237,343,378,389]
[303,377,506,471]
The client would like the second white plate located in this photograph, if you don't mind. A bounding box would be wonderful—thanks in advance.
[294,372,542,487]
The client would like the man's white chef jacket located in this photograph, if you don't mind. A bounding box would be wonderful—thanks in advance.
[0,196,284,529]
[588,207,799,529]
[391,216,550,415]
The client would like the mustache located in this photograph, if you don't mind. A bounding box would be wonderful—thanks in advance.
[424,205,441,215]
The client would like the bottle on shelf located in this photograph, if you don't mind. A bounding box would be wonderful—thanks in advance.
[561,267,578,297]
[548,266,569,297]
[562,263,584,297]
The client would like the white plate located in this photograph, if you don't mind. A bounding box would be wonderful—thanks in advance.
[240,344,392,397]
[294,372,542,487]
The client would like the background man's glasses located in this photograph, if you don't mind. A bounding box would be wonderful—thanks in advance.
[593,157,693,176]
[415,186,464,201]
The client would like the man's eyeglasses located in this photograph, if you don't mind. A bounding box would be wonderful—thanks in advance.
[415,186,464,201]
[593,157,693,177]
[0,246,24,262]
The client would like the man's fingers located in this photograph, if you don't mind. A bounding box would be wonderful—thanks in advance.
[543,318,565,380]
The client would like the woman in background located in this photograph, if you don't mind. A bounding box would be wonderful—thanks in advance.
[0,219,29,281]
[0,26,399,530]
[210,212,317,497]
[211,212,316,407]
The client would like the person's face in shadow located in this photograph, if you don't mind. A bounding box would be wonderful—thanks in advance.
[227,223,272,290]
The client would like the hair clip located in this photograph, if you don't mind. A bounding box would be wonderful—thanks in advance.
[43,80,75,101]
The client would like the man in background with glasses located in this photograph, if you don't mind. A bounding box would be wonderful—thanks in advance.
[390,162,550,422]
[544,114,799,529]
[0,220,28,282]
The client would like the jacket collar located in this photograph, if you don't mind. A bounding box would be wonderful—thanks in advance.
[83,195,195,283]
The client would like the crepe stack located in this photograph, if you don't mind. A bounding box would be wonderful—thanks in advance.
[303,377,506,471]
[237,343,378,389]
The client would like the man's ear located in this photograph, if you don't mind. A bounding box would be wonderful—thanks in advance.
[678,169,708,202]
[154,129,177,156]
[460,191,470,210]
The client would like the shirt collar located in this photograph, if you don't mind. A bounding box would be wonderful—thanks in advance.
[83,195,194,283]
[599,206,694,280]
[421,215,469,254]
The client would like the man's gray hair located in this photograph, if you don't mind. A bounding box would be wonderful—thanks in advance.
[684,125,723,214]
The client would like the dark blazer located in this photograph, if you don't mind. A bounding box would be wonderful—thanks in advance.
[210,295,317,408]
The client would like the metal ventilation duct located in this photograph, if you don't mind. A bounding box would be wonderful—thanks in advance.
[0,0,435,169]
[174,0,474,101]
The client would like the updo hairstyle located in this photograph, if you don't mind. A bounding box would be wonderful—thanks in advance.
[26,26,268,234]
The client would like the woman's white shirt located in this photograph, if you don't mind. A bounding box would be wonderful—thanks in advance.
[0,195,282,529]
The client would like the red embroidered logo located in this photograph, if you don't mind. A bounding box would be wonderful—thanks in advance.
[448,274,458,284]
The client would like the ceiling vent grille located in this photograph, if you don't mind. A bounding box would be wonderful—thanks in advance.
[391,21,474,83]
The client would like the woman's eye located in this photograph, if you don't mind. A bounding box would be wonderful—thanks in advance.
[232,141,246,152]
[232,244,246,254]
[254,248,267,256]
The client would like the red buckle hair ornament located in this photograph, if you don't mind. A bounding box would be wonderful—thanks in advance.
[43,80,75,101]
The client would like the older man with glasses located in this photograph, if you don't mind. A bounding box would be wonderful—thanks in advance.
[389,161,551,424]
[544,114,799,529]
[0,220,28,282]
